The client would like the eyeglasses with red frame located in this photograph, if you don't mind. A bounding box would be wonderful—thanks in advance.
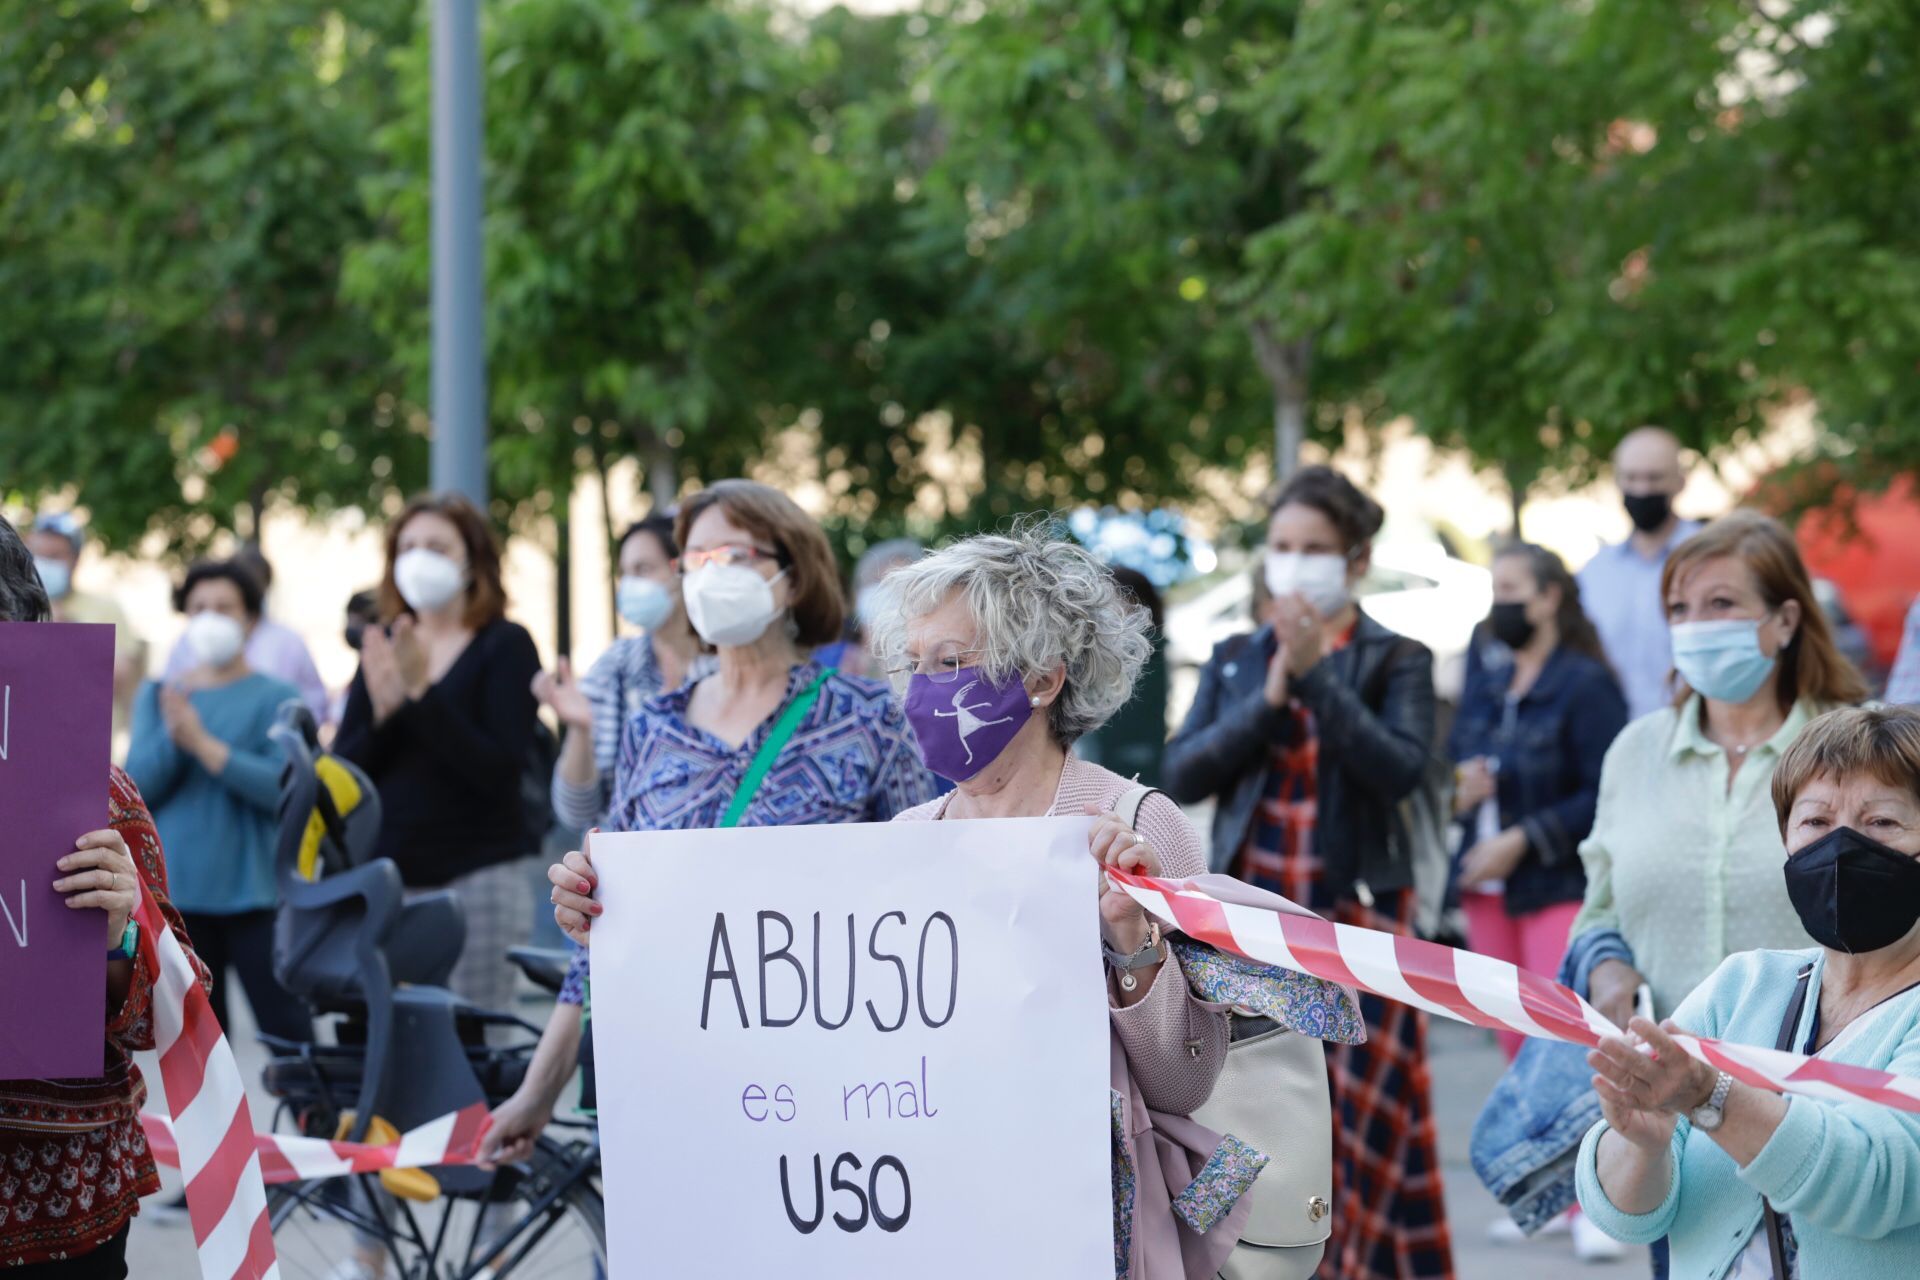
[678,544,786,574]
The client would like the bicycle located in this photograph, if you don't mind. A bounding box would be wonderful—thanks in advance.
[259,704,605,1279]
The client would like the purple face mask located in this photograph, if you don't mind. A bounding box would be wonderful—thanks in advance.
[902,666,1033,782]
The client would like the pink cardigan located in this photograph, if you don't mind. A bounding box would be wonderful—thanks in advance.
[896,755,1245,1277]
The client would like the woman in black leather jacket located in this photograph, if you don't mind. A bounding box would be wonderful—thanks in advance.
[1164,466,1452,1280]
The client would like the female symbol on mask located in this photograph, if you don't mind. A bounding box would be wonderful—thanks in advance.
[902,667,1033,782]
[933,680,1016,768]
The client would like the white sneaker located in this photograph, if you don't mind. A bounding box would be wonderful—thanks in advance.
[1572,1211,1627,1262]
[1488,1208,1572,1244]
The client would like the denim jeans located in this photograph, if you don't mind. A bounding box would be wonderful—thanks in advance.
[1470,929,1632,1233]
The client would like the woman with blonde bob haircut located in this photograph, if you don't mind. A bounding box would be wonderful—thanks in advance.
[1577,705,1920,1277]
[1572,511,1870,1036]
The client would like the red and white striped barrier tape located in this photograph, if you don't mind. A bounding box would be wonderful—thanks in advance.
[142,1104,491,1187]
[136,861,1918,1278]
[136,894,281,1280]
[1108,869,1920,1116]
[135,889,493,1279]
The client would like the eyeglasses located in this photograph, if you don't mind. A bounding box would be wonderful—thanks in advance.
[679,544,785,573]
[886,648,989,695]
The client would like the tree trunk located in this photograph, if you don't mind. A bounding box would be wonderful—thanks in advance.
[645,435,677,509]
[554,496,572,662]
[1506,464,1528,540]
[593,440,619,626]
[246,478,269,546]
[1251,320,1312,486]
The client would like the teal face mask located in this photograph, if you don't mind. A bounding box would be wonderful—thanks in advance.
[1671,618,1777,703]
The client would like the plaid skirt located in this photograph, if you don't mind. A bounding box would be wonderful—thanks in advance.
[1313,891,1454,1280]
[1238,857,1455,1278]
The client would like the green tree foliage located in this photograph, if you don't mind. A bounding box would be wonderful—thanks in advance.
[916,0,1328,495]
[345,0,857,523]
[1269,0,1920,498]
[0,0,417,553]
[6,0,1915,555]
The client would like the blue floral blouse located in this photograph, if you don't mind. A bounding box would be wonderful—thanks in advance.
[558,661,937,1005]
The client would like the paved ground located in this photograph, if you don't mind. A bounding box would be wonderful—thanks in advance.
[127,1000,1645,1278]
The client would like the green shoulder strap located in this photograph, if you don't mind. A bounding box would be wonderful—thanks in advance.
[720,669,833,829]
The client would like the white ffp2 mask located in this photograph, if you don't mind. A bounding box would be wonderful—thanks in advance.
[184,612,247,669]
[1264,551,1351,616]
[393,548,467,613]
[683,563,785,648]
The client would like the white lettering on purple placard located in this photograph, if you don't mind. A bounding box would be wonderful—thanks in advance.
[1,879,23,948]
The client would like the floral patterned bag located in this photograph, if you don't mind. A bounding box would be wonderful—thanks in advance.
[1112,785,1342,1280]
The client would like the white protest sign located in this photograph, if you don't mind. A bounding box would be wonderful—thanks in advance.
[590,816,1113,1278]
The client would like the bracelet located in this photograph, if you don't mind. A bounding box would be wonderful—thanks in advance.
[108,919,140,962]
[1102,922,1163,992]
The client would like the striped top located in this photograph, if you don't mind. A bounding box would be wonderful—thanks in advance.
[551,636,713,831]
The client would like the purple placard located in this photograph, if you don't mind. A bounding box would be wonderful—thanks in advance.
[0,622,115,1079]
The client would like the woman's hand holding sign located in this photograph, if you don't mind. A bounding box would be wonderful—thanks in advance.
[56,829,142,1014]
[1085,803,1164,1008]
[56,829,141,948]
[549,843,602,947]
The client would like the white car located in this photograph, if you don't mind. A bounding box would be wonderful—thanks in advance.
[1165,529,1492,715]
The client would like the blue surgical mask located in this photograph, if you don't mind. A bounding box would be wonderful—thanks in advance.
[616,576,673,630]
[32,556,71,601]
[1671,618,1776,703]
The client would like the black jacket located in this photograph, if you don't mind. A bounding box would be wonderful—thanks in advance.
[1445,639,1627,915]
[1163,615,1436,900]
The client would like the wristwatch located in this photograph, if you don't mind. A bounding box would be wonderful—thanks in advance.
[1689,1070,1734,1132]
[108,919,140,963]
[1103,922,1164,993]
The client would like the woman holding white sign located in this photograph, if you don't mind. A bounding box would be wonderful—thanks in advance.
[486,481,938,1167]
[873,525,1358,1279]
[549,521,1365,1278]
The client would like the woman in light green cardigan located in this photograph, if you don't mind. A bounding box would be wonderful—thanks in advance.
[1576,706,1920,1278]
[1571,512,1869,1031]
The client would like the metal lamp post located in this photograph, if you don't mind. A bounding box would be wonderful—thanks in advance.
[430,0,489,505]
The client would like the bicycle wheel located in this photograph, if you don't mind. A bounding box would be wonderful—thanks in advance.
[266,1133,605,1279]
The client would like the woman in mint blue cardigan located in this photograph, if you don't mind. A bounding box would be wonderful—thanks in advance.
[1576,705,1920,1278]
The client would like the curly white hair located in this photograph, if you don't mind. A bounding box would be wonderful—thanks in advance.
[866,519,1151,745]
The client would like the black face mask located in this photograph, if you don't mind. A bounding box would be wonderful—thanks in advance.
[1622,491,1673,533]
[1783,826,1920,954]
[344,622,367,652]
[1489,601,1536,650]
